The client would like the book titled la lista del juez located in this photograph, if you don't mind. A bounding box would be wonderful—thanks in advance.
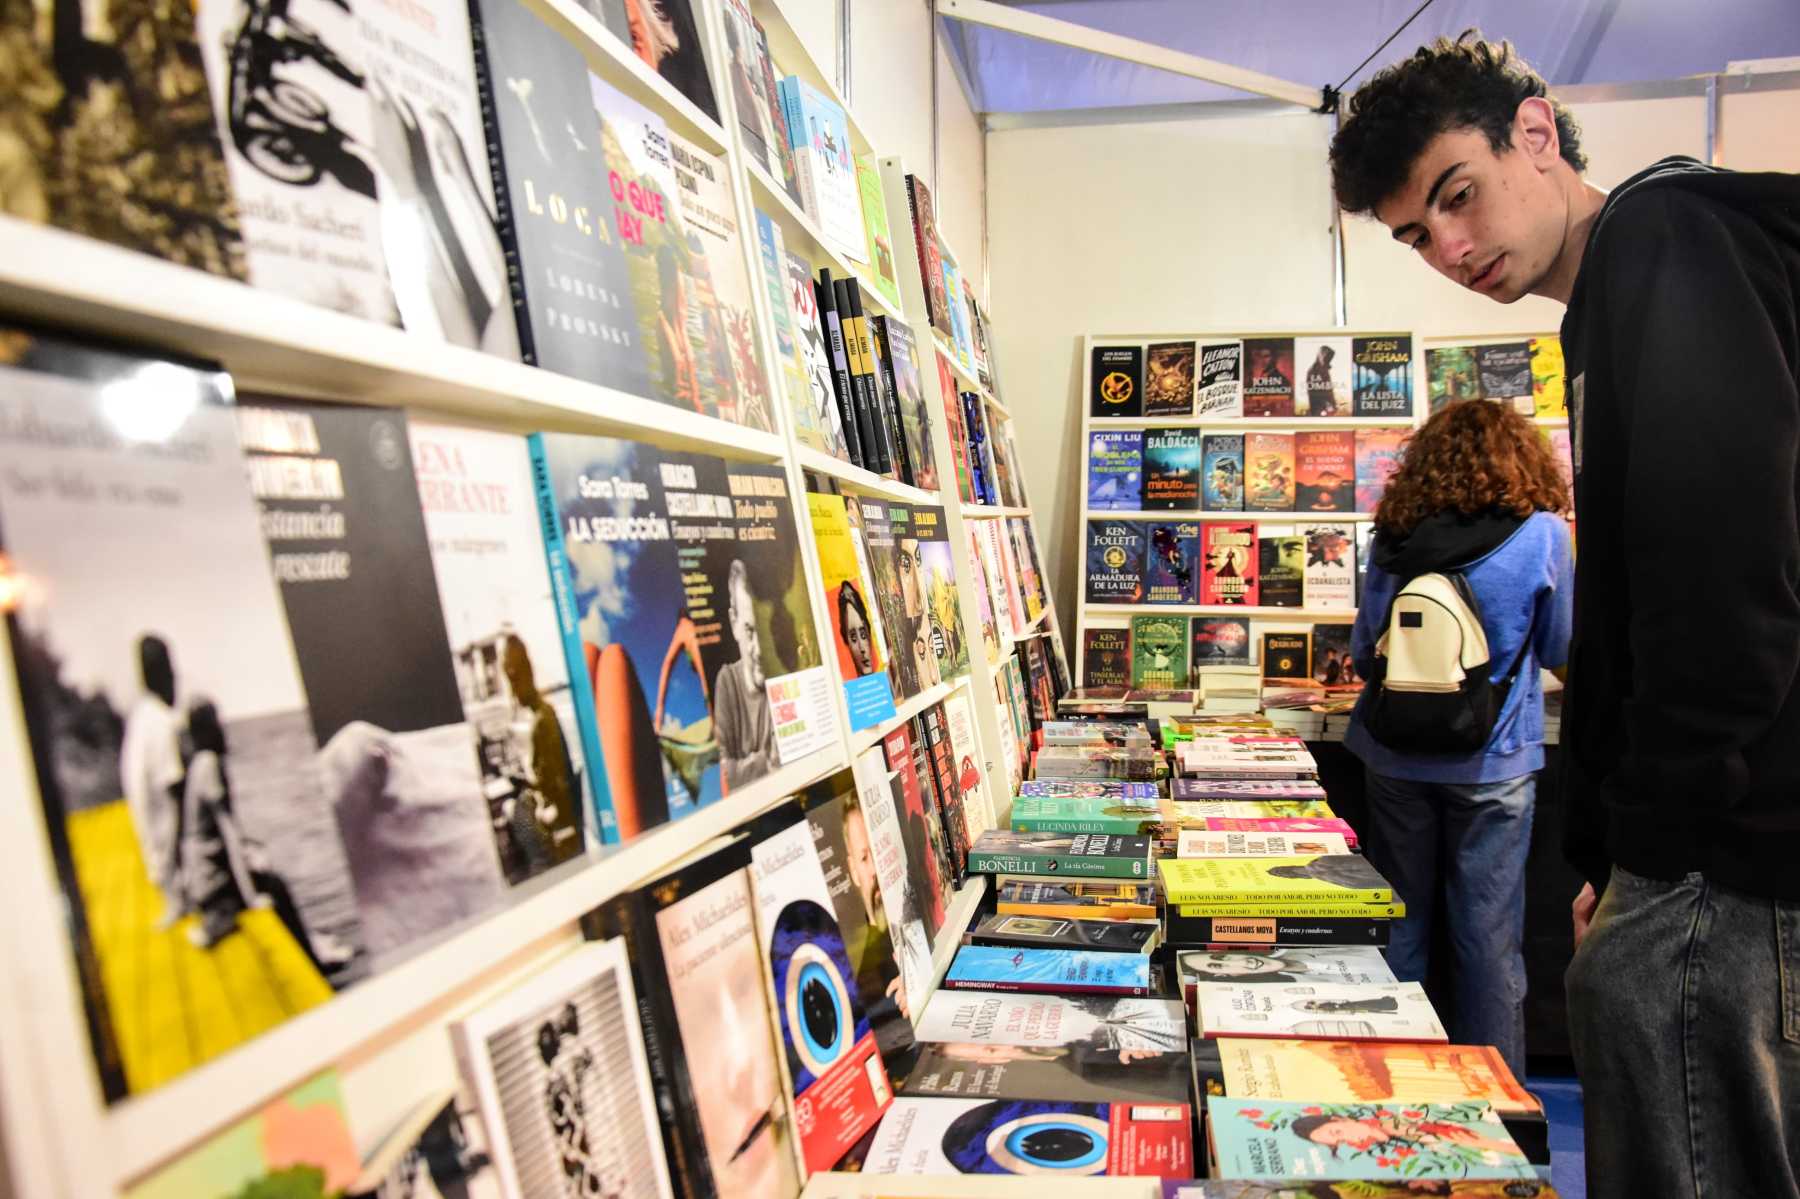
[968,832,1152,880]
[943,946,1154,996]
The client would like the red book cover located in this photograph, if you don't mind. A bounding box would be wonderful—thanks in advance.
[937,352,974,502]
[1202,523,1260,606]
[1295,430,1355,513]
[1242,337,1296,417]
[884,724,954,935]
[864,1095,1193,1177]
[1355,426,1407,514]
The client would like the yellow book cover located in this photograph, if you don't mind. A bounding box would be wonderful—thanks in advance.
[1174,901,1406,918]
[1159,855,1392,904]
[1214,1037,1540,1115]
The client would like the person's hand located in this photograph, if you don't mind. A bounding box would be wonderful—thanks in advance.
[887,975,910,1020]
[1115,1049,1157,1065]
[1572,882,1599,948]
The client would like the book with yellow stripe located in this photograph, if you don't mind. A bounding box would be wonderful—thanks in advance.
[1158,855,1393,905]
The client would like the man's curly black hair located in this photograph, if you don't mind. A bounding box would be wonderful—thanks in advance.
[1329,30,1587,216]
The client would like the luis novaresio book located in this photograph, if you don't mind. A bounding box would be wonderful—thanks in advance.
[240,400,507,969]
[1202,523,1259,606]
[864,1093,1191,1177]
[1159,856,1392,906]
[996,881,1160,921]
[1353,334,1417,417]
[969,832,1152,880]
[1197,342,1244,418]
[1018,779,1162,800]
[750,817,893,1172]
[411,422,590,878]
[966,913,1161,955]
[1011,795,1172,836]
[1145,340,1198,417]
[943,945,1155,996]
[1177,829,1353,858]
[1194,982,1448,1043]
[1086,519,1147,604]
[1205,1098,1533,1183]
[449,939,674,1199]
[1091,344,1145,417]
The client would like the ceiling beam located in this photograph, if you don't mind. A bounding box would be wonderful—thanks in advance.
[937,0,1326,110]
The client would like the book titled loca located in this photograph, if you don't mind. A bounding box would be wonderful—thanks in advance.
[1011,795,1171,836]
[969,832,1153,880]
[943,946,1154,996]
[965,913,1160,955]
[1159,856,1393,905]
[1205,1097,1532,1182]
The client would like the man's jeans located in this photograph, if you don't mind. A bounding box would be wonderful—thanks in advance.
[1568,867,1800,1198]
[1363,768,1534,1076]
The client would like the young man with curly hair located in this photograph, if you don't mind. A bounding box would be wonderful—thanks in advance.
[1330,32,1800,1198]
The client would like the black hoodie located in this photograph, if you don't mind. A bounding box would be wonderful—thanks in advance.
[1560,156,1800,899]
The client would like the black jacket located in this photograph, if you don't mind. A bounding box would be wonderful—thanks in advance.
[1561,157,1800,899]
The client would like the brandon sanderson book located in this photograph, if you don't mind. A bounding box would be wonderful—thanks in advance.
[1353,334,1415,416]
[1244,431,1295,512]
[1142,427,1202,510]
[1130,615,1190,690]
[1144,520,1202,604]
[1201,433,1244,512]
[1090,345,1144,417]
[1144,340,1197,417]
[1086,519,1146,604]
[1201,523,1258,606]
[1241,338,1295,418]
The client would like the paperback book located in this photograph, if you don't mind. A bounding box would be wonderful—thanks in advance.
[756,213,824,450]
[1201,524,1259,606]
[1257,529,1306,608]
[967,832,1153,880]
[1294,335,1352,417]
[1158,856,1391,905]
[1171,779,1329,802]
[1295,430,1355,512]
[912,992,1187,1055]
[1081,628,1133,689]
[809,491,897,730]
[344,1088,502,1199]
[1312,623,1356,687]
[1242,338,1295,418]
[1355,427,1408,513]
[1262,633,1310,682]
[1170,800,1336,820]
[1352,335,1415,416]
[1303,524,1356,610]
[1194,982,1446,1042]
[850,747,935,1021]
[1143,428,1202,510]
[778,76,863,260]
[1244,432,1296,512]
[1180,816,1358,846]
[1165,912,1391,948]
[1531,335,1566,417]
[125,1073,358,1198]
[943,946,1154,996]
[1191,618,1253,671]
[1087,520,1147,604]
[856,156,903,309]
[913,505,971,683]
[1201,434,1245,512]
[883,725,957,938]
[903,1039,1189,1106]
[1178,946,1394,995]
[995,881,1160,921]
[1091,345,1144,418]
[965,914,1160,955]
[1196,343,1244,419]
[1011,795,1171,836]
[1207,1098,1529,1181]
[1130,616,1190,690]
[1427,345,1481,410]
[786,248,849,455]
[1204,1037,1534,1112]
[906,175,953,339]
[1088,431,1145,510]
[1017,780,1161,800]
[1166,1182,1556,1198]
[1145,521,1202,604]
[1144,340,1198,416]
[1476,341,1534,411]
[879,318,938,490]
[864,1095,1191,1177]
[1176,830,1352,858]
[1039,721,1152,747]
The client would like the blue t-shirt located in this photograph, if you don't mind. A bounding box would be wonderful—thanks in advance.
[1345,511,1574,784]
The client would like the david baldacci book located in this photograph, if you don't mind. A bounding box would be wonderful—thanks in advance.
[1086,520,1146,604]
[1011,795,1172,836]
[1091,345,1145,417]
[1244,432,1296,512]
[1130,615,1189,690]
[1158,856,1392,905]
[1355,427,1408,513]
[1082,627,1132,689]
[864,1094,1191,1177]
[1295,430,1355,513]
[1145,520,1202,604]
[968,831,1153,880]
[1354,335,1416,416]
[943,946,1154,996]
[966,913,1160,955]
[1206,1098,1531,1183]
[1201,523,1259,606]
[1242,338,1295,418]
[1294,335,1352,417]
[1196,342,1244,419]
[1195,982,1447,1043]
[1143,428,1202,509]
[1088,431,1145,511]
[1202,434,1245,512]
[1144,340,1198,416]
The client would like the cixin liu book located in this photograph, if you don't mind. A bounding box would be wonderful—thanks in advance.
[943,945,1154,996]
[1088,431,1145,511]
[1201,524,1259,606]
[968,832,1153,880]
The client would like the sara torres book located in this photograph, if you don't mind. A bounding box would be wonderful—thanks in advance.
[1201,523,1259,606]
[966,913,1160,955]
[1207,1098,1531,1184]
[410,422,590,876]
[1090,345,1144,418]
[1087,431,1143,511]
[1201,434,1244,512]
[1158,855,1392,905]
[1144,340,1198,417]
[1294,335,1352,417]
[1353,334,1415,416]
[1196,342,1243,419]
[943,946,1154,996]
[863,1094,1191,1178]
[808,490,897,731]
[1086,520,1146,604]
[1194,981,1447,1043]
[1242,338,1295,418]
[450,938,674,1199]
[968,831,1152,880]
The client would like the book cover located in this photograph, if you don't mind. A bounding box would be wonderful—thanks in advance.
[1242,338,1295,418]
[1295,430,1355,513]
[968,832,1151,880]
[753,19,804,206]
[1265,633,1310,682]
[612,0,717,122]
[750,819,893,1172]
[994,881,1160,921]
[345,1087,504,1199]
[944,946,1153,996]
[966,914,1160,955]
[809,491,897,731]
[410,423,590,868]
[241,400,504,966]
[857,500,919,698]
[1357,520,1378,606]
[918,706,969,877]
[1159,855,1392,904]
[913,991,1187,1054]
[755,213,824,450]
[1017,780,1162,800]
[1130,615,1190,690]
[879,317,939,490]
[903,1037,1188,1106]
[1257,530,1306,608]
[1145,521,1202,604]
[943,689,998,843]
[943,253,979,372]
[473,0,647,384]
[1191,618,1252,671]
[1165,912,1390,949]
[1196,982,1445,1043]
[780,76,862,260]
[1011,795,1169,836]
[1244,432,1296,512]
[1475,341,1533,413]
[884,725,956,938]
[1355,427,1407,513]
[894,502,947,691]
[1176,829,1352,858]
[1201,434,1245,512]
[1039,721,1151,747]
[906,174,953,338]
[856,156,903,309]
[1142,427,1202,510]
[1166,1183,1557,1199]
[1086,520,1146,605]
[1209,1037,1532,1112]
[785,248,849,454]
[1196,342,1244,419]
[1010,517,1049,621]
[864,1094,1191,1177]
[1201,524,1259,606]
[1352,335,1415,417]
[451,939,674,1199]
[1426,344,1480,412]
[124,1073,358,1197]
[914,506,970,682]
[720,0,776,173]
[963,524,1002,667]
[1180,946,1393,992]
[1087,431,1143,511]
[850,746,935,1024]
[1311,623,1356,687]
[1090,346,1144,418]
[1293,335,1352,417]
[1531,335,1565,418]
[1303,524,1356,611]
[1082,627,1132,689]
[1144,340,1197,417]
[1206,1098,1529,1180]
[1169,778,1328,801]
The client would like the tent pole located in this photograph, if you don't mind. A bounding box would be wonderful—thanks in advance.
[1330,101,1348,328]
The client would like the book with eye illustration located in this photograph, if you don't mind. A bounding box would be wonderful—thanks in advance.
[861,1093,1192,1178]
[1193,982,1447,1042]
[902,1040,1190,1107]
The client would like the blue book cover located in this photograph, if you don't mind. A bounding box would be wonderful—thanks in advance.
[1206,1098,1534,1182]
[1353,335,1415,417]
[1144,521,1201,605]
[1142,428,1201,510]
[1088,430,1143,510]
[1086,520,1146,604]
[943,946,1153,995]
[1201,434,1244,512]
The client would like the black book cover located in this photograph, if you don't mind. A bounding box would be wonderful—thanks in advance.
[869,313,916,485]
[1143,341,1197,418]
[1259,532,1306,608]
[1191,617,1252,670]
[1162,912,1391,947]
[815,270,864,467]
[1262,631,1311,680]
[919,704,968,876]
[1141,427,1201,511]
[1476,341,1533,403]
[842,277,893,474]
[901,1038,1190,1107]
[1090,346,1144,418]
[907,714,959,888]
[965,913,1158,954]
[1082,628,1131,689]
[1085,520,1146,605]
[1353,335,1415,416]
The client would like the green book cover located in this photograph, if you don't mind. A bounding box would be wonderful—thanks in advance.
[969,831,1151,879]
[1158,855,1393,904]
[1010,795,1171,835]
[856,156,903,310]
[1130,615,1189,689]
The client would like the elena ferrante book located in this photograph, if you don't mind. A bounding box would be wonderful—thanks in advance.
[1130,615,1189,690]
[944,946,1154,996]
[1295,430,1355,513]
[1201,524,1258,606]
[1205,1098,1531,1182]
[1091,345,1144,418]
[1088,431,1144,510]
[1354,334,1416,416]
[1196,342,1243,419]
[1304,524,1356,610]
[1245,432,1296,512]
[1145,521,1202,604]
[1355,427,1407,513]
[1082,627,1132,689]
[1192,618,1252,669]
[1142,428,1202,510]
[451,938,673,1199]
[1086,520,1146,604]
[1201,434,1244,512]
[1294,335,1352,417]
[1242,338,1295,417]
[1144,340,1198,416]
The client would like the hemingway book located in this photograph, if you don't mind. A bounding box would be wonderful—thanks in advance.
[1258,529,1306,608]
[1205,1097,1530,1181]
[1144,340,1198,417]
[1144,521,1202,604]
[1354,427,1408,513]
[995,880,1160,921]
[969,832,1153,880]
[1242,338,1296,418]
[1088,431,1144,511]
[1091,345,1145,418]
[1142,428,1202,510]
[1011,795,1172,836]
[1158,855,1392,905]
[1201,523,1259,606]
[1352,335,1416,417]
[943,946,1154,996]
[1130,615,1190,691]
[1197,342,1244,419]
[1201,433,1245,513]
[1081,627,1132,689]
[1087,520,1147,604]
[1195,981,1447,1043]
[1176,829,1353,858]
[1244,432,1296,512]
[1017,780,1162,800]
[1295,430,1355,513]
[965,913,1160,955]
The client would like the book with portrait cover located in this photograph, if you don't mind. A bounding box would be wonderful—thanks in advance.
[1090,345,1144,418]
[904,1037,1187,1112]
[1205,1098,1529,1181]
[850,746,936,1033]
[755,213,823,449]
[1531,334,1566,418]
[1196,342,1244,419]
[1257,529,1305,608]
[1144,521,1202,605]
[1144,340,1197,417]
[1293,336,1352,417]
[1087,431,1144,511]
[1085,520,1146,605]
[1200,524,1259,606]
[409,422,590,873]
[913,505,970,683]
[1191,618,1252,670]
[1194,981,1444,1042]
[1130,615,1190,690]
[750,816,893,1172]
[943,946,1154,996]
[1354,427,1407,514]
[342,1086,505,1199]
[240,399,504,968]
[1352,335,1415,417]
[450,938,674,1199]
[808,491,896,731]
[964,913,1160,956]
[1201,434,1244,512]
[1475,341,1534,413]
[884,724,957,939]
[1426,344,1480,412]
[913,991,1187,1056]
[1178,947,1392,1003]
[877,317,938,490]
[1303,523,1356,611]
[858,500,919,699]
[1082,628,1132,689]
[856,155,903,309]
[1142,428,1202,510]
[918,707,969,877]
[864,1093,1191,1177]
[1262,633,1310,682]
[1244,432,1295,512]
[1295,430,1355,513]
[1242,338,1295,418]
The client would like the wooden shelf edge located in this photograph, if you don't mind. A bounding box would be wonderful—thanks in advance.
[797,445,942,506]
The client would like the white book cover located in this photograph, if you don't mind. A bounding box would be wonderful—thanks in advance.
[1196,341,1244,419]
[1176,829,1352,858]
[668,129,766,430]
[451,938,674,1199]
[1194,981,1447,1042]
[1304,523,1356,610]
[1293,335,1354,417]
[853,746,934,1008]
[913,991,1187,1054]
[941,689,997,843]
[1178,946,1395,991]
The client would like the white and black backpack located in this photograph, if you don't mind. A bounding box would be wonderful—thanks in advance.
[1362,570,1518,753]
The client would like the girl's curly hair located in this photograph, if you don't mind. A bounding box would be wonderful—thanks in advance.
[1375,400,1569,536]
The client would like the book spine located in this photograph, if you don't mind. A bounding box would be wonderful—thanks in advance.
[1011,814,1151,836]
[846,281,899,476]
[921,706,967,872]
[870,316,915,485]
[814,271,864,467]
[835,278,887,475]
[1171,900,1403,916]
[941,976,1147,996]
[1165,918,1391,947]
[466,0,534,365]
[528,434,620,844]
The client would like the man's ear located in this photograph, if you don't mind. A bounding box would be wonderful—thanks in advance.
[1515,96,1562,169]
